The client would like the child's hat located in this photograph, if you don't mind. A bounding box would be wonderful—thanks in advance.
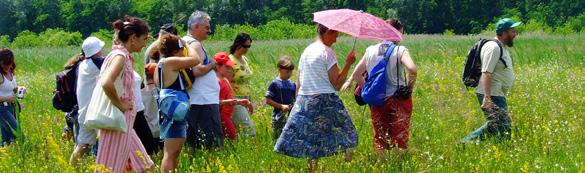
[213,52,236,66]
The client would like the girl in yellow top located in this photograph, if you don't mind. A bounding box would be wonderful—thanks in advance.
[228,32,256,137]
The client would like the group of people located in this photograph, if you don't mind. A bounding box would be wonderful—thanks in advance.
[0,8,521,172]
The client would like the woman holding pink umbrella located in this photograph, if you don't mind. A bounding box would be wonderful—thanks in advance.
[273,23,358,173]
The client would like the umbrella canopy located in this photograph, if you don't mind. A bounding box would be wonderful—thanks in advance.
[313,9,402,41]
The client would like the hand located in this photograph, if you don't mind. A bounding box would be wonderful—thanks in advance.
[117,99,133,112]
[340,81,352,91]
[481,97,495,110]
[3,96,15,103]
[238,99,254,114]
[280,104,291,112]
[18,86,27,93]
[346,51,356,65]
[208,58,217,68]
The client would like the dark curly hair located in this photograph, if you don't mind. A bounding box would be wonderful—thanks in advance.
[157,34,183,59]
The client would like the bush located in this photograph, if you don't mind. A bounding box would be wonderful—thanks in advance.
[38,29,83,47]
[0,35,9,47]
[10,29,83,48]
[443,29,456,36]
[210,18,314,41]
[10,30,40,48]
[90,29,114,47]
[556,12,585,34]
[520,19,553,33]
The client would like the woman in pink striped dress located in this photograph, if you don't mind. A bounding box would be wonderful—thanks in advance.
[94,16,153,173]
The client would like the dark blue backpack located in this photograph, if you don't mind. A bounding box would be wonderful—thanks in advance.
[361,43,396,107]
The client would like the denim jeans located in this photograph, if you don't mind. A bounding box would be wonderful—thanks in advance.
[461,94,512,142]
[0,105,18,146]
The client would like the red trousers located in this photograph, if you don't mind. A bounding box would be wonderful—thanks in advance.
[370,96,412,150]
[220,112,237,140]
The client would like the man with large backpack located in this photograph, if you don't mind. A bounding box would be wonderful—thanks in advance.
[460,18,521,143]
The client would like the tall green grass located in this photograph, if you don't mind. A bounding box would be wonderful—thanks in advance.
[0,33,583,172]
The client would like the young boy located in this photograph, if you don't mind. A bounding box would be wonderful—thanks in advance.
[215,52,253,140]
[265,56,296,141]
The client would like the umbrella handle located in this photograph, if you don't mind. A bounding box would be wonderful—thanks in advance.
[351,37,357,51]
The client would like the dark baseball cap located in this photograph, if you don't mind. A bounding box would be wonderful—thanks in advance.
[496,18,521,35]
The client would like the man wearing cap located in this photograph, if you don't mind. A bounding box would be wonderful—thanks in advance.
[182,10,224,149]
[461,18,521,143]
[70,36,105,164]
[145,23,179,64]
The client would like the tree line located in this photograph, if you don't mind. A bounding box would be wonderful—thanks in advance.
[1,0,584,40]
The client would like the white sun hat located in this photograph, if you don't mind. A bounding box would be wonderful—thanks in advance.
[82,37,105,58]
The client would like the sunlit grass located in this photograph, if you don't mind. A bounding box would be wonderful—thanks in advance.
[0,33,583,172]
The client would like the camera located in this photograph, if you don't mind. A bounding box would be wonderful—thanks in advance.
[17,88,25,99]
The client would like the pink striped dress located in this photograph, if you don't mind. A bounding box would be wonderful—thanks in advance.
[95,45,154,173]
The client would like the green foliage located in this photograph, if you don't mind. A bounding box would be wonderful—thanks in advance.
[0,36,9,47]
[198,18,315,41]
[38,29,83,48]
[90,29,114,47]
[520,19,554,33]
[556,12,585,34]
[10,29,82,48]
[10,31,40,48]
[443,29,456,36]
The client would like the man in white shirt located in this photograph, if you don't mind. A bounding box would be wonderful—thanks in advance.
[182,11,223,149]
[461,18,520,143]
[69,37,104,164]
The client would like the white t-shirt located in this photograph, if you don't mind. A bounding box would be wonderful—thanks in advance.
[132,71,145,111]
[363,42,408,97]
[297,41,338,95]
[476,39,515,96]
[0,74,16,97]
[76,59,100,119]
[183,35,220,104]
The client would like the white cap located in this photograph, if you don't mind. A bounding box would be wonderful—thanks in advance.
[82,37,105,58]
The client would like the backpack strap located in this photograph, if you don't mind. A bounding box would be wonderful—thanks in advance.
[395,46,406,87]
[489,39,508,68]
[383,43,396,62]
[158,58,187,90]
[185,35,209,65]
[158,59,165,89]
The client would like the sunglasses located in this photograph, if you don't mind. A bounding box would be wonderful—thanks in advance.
[242,44,251,49]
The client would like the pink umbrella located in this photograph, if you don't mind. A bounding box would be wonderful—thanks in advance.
[313,9,402,42]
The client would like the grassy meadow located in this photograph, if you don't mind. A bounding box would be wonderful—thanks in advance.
[0,33,584,172]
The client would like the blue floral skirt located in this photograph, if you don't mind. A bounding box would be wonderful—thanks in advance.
[273,93,358,158]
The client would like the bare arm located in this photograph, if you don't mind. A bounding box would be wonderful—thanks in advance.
[101,55,132,112]
[400,50,417,88]
[266,98,291,112]
[480,72,494,109]
[328,51,356,91]
[296,70,301,96]
[219,99,238,106]
[163,40,202,71]
[341,56,366,91]
[188,41,216,77]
